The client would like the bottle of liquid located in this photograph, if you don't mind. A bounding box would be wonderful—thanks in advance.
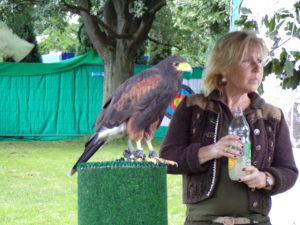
[228,107,252,181]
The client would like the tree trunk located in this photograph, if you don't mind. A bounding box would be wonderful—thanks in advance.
[102,50,135,101]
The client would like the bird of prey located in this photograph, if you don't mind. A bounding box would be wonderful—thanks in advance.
[69,56,192,176]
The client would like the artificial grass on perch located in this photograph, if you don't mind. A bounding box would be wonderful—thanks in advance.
[77,161,168,225]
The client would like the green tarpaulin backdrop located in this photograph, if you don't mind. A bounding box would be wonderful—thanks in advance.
[0,51,202,140]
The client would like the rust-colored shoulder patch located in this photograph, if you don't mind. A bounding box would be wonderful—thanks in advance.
[186,94,219,113]
[114,74,162,111]
[130,74,162,96]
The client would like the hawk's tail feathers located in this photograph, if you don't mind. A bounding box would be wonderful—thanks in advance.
[68,134,106,176]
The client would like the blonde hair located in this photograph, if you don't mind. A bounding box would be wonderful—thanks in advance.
[202,31,268,96]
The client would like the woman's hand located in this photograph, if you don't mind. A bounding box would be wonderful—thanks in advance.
[238,166,267,189]
[197,134,243,164]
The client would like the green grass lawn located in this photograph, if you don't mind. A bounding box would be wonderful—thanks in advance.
[0,137,185,225]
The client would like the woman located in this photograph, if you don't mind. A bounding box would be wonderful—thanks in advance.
[160,31,298,225]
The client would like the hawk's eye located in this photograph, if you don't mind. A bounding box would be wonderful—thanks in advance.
[174,62,179,67]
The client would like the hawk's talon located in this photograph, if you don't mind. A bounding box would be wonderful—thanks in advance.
[148,150,157,158]
[123,149,135,161]
[133,149,146,159]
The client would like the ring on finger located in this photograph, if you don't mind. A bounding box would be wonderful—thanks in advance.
[224,148,228,153]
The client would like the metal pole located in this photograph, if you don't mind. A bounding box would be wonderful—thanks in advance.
[230,0,243,31]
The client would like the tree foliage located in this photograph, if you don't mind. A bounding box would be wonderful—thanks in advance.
[144,0,230,67]
[168,0,230,66]
[76,21,94,55]
[236,1,300,90]
[0,0,40,62]
[38,23,78,55]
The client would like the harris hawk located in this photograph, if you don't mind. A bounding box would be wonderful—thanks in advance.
[69,56,192,176]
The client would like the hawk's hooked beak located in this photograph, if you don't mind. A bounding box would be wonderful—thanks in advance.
[177,62,193,74]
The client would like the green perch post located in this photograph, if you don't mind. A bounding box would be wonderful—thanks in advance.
[77,161,168,225]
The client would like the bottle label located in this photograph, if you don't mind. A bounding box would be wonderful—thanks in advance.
[228,157,236,170]
[228,143,251,171]
[245,143,251,165]
[228,145,237,170]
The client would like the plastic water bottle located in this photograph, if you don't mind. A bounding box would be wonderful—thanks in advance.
[228,107,252,181]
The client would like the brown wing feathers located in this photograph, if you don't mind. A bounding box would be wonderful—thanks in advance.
[113,74,162,112]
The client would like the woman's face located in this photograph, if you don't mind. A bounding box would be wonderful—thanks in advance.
[223,42,264,95]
